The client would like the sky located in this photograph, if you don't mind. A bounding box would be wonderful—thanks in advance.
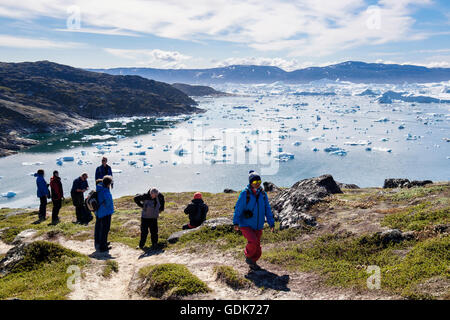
[0,0,449,71]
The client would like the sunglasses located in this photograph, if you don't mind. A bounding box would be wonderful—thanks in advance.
[251,180,262,184]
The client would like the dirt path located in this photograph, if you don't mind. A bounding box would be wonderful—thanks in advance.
[0,241,13,256]
[53,238,399,300]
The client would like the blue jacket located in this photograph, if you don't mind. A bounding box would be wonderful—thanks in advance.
[233,185,275,230]
[35,173,50,198]
[95,183,114,218]
[95,165,112,181]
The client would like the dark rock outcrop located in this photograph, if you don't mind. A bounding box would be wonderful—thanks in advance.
[263,181,280,192]
[383,178,433,189]
[223,189,237,193]
[0,243,27,276]
[171,83,230,96]
[270,174,342,230]
[337,182,360,189]
[167,217,234,244]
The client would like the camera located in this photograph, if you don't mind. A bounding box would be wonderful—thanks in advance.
[243,209,253,219]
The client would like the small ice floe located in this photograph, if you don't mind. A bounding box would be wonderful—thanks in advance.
[398,124,405,130]
[365,147,372,151]
[81,150,87,156]
[62,156,74,162]
[195,172,200,175]
[128,161,137,166]
[312,147,319,152]
[77,160,83,165]
[1,191,16,198]
[373,147,392,152]
[56,160,63,166]
[406,133,421,141]
[174,145,190,156]
[292,141,302,146]
[309,136,322,141]
[442,138,450,142]
[275,152,295,162]
[380,138,389,142]
[22,162,44,166]
[344,140,370,146]
[374,118,389,122]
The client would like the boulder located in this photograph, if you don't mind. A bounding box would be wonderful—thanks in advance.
[0,243,26,276]
[12,229,37,245]
[379,229,415,244]
[337,182,360,189]
[383,178,433,189]
[167,217,234,244]
[270,174,342,230]
[263,181,280,192]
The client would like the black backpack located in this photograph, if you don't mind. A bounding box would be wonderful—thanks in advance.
[85,190,99,212]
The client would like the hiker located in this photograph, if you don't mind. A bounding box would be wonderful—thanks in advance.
[35,169,50,221]
[95,157,113,187]
[71,172,90,224]
[233,170,275,271]
[134,188,165,250]
[49,170,64,224]
[182,192,208,229]
[94,175,114,252]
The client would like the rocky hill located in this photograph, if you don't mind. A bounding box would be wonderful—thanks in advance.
[0,61,202,157]
[171,83,231,96]
[90,61,450,84]
[0,175,448,300]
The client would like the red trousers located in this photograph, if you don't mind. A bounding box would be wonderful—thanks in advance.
[240,227,263,263]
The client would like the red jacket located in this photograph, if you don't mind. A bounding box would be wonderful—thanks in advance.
[50,176,63,200]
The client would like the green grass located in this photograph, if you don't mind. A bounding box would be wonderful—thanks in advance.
[263,233,449,299]
[0,241,89,300]
[387,185,447,202]
[382,202,450,231]
[137,263,210,299]
[176,222,308,252]
[213,265,251,289]
[102,260,119,278]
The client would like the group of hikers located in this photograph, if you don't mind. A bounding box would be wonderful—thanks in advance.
[35,155,274,270]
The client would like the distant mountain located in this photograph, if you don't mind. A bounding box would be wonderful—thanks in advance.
[171,83,231,96]
[0,60,201,156]
[89,61,450,84]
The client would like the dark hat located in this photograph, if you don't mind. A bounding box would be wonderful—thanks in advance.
[248,170,261,184]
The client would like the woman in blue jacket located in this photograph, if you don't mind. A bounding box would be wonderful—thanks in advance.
[35,169,50,221]
[233,171,275,271]
[94,175,114,252]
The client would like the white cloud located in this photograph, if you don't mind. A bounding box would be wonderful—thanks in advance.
[0,34,82,49]
[0,0,434,57]
[104,48,191,68]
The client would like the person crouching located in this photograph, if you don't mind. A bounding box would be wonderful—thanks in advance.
[94,176,114,252]
[182,192,208,229]
[134,188,165,250]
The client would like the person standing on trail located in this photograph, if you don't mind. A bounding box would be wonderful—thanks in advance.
[35,169,50,222]
[182,192,208,229]
[71,172,90,224]
[233,170,275,271]
[94,175,114,252]
[134,187,165,251]
[95,157,113,187]
[49,170,64,225]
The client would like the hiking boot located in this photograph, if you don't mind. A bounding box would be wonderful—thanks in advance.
[245,257,261,271]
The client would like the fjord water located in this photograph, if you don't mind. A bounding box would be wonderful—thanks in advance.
[0,82,449,208]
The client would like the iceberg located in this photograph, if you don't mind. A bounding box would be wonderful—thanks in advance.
[1,191,16,198]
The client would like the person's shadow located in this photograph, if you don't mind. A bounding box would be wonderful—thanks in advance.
[245,267,290,291]
[138,247,165,259]
[89,251,114,260]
